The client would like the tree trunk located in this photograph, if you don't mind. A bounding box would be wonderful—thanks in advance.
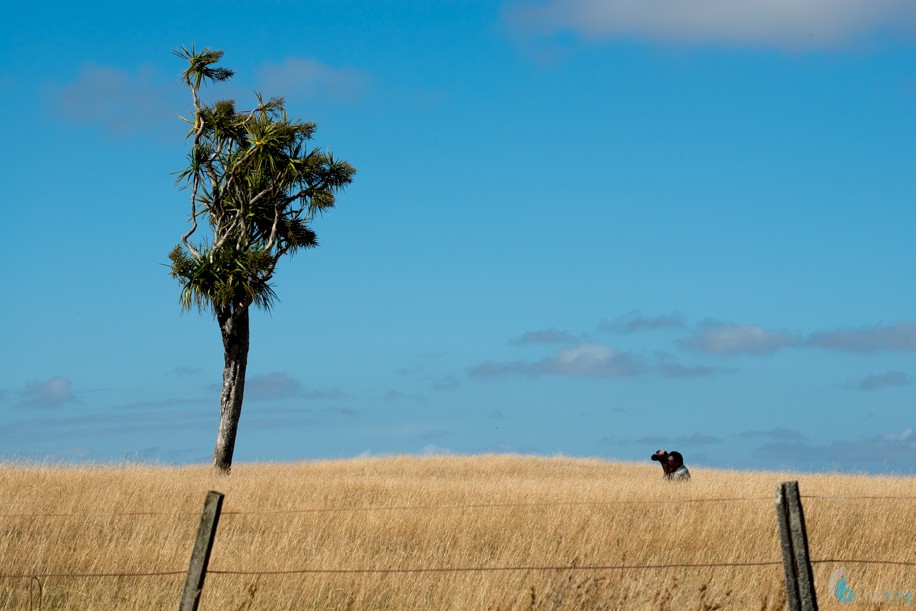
[212,305,250,474]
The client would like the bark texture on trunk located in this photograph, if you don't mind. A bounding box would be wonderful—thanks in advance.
[213,305,250,474]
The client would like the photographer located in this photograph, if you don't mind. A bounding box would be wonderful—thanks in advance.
[651,449,690,481]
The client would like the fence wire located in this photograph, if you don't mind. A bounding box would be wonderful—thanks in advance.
[0,570,184,580]
[3,493,914,584]
[800,494,916,501]
[208,560,786,576]
[0,561,784,581]
[3,493,915,519]
[5,558,916,582]
[218,496,773,515]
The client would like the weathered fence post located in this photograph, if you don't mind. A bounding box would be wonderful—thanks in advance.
[180,490,224,611]
[776,481,817,611]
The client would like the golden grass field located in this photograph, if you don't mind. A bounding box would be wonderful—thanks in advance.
[1,455,913,610]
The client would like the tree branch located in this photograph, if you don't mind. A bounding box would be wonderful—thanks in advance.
[264,201,283,253]
[181,175,203,260]
[180,78,209,261]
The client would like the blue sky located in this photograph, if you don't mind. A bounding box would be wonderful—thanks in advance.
[2,0,915,473]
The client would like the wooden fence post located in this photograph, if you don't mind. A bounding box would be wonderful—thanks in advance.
[180,490,224,611]
[775,481,818,611]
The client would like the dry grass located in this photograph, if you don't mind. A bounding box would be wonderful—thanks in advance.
[0,455,913,610]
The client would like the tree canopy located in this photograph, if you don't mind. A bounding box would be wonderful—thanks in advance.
[170,45,355,319]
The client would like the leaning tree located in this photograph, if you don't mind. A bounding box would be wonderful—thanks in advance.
[169,46,355,473]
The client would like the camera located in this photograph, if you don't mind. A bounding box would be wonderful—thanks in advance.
[650,450,669,462]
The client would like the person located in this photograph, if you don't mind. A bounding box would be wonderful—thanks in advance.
[651,449,691,481]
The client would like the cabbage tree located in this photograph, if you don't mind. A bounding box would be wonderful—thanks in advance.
[169,46,355,473]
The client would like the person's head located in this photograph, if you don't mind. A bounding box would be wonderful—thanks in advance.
[667,451,684,469]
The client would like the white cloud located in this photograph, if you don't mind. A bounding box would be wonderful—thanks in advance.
[471,343,644,378]
[682,322,799,355]
[257,57,371,102]
[808,322,916,353]
[23,376,76,408]
[677,319,916,357]
[506,0,916,49]
[420,444,454,455]
[885,427,913,442]
[540,343,644,377]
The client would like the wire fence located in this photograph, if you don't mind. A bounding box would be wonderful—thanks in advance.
[4,492,914,519]
[5,560,916,581]
[1,492,915,583]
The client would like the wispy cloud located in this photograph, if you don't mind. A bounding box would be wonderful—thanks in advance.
[676,319,916,357]
[420,444,454,456]
[393,361,460,392]
[541,344,645,377]
[633,432,721,446]
[738,427,806,442]
[22,376,77,408]
[600,311,685,334]
[431,376,461,391]
[505,0,916,50]
[509,328,580,346]
[471,343,645,378]
[244,373,343,402]
[384,389,425,401]
[246,372,301,401]
[243,405,360,431]
[47,63,181,135]
[652,350,727,378]
[856,370,909,391]
[886,427,914,442]
[681,322,799,356]
[470,361,518,378]
[656,361,723,378]
[257,57,372,102]
[47,55,371,137]
[808,322,916,353]
[116,397,209,411]
[302,388,346,400]
[1,406,211,445]
[750,426,916,473]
